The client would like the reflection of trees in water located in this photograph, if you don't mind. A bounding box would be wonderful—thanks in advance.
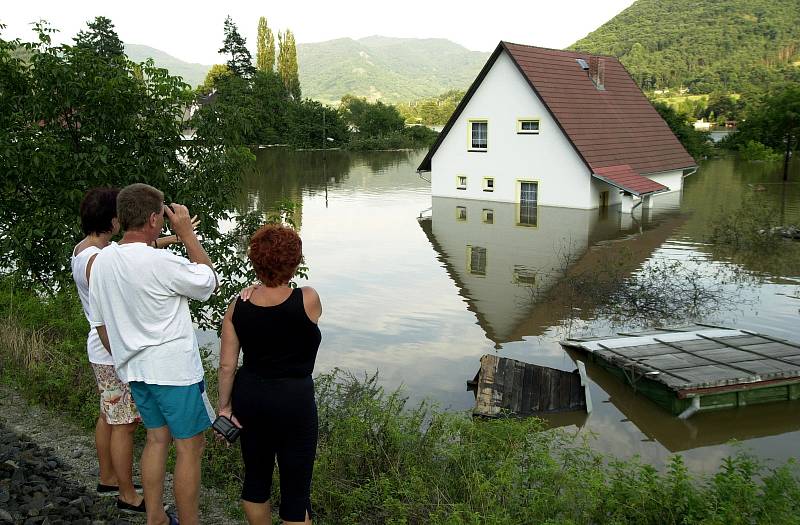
[527,243,757,335]
[235,148,414,215]
[352,150,412,173]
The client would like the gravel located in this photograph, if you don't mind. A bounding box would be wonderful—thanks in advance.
[0,384,238,524]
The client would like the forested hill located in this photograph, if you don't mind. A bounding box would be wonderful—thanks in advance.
[124,44,212,88]
[570,0,800,93]
[297,37,489,104]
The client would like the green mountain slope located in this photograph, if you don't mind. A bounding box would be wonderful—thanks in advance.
[297,36,489,104]
[124,44,212,88]
[570,0,800,93]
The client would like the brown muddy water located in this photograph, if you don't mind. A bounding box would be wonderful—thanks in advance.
[209,149,800,473]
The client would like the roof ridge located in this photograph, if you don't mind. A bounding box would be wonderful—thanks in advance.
[501,41,619,60]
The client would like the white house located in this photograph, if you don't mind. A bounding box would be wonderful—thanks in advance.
[417,42,698,215]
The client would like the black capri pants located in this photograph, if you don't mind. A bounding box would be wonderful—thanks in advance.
[231,367,318,522]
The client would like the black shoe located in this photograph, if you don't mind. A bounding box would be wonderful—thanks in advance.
[117,498,146,513]
[97,483,143,495]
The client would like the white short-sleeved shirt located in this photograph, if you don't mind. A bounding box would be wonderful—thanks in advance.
[71,244,115,365]
[88,242,216,386]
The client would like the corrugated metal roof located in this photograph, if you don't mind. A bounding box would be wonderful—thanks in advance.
[593,165,669,196]
[418,42,697,177]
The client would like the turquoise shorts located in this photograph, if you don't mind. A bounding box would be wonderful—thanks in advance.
[129,380,215,439]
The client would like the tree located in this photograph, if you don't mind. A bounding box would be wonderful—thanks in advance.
[199,64,231,94]
[219,16,255,78]
[256,16,275,73]
[652,101,710,159]
[73,16,124,61]
[736,84,800,180]
[277,30,300,100]
[0,20,254,329]
[339,96,405,137]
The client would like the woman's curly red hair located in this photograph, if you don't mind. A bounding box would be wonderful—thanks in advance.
[248,224,303,287]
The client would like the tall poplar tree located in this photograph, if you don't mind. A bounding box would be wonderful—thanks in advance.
[277,30,301,99]
[256,16,275,73]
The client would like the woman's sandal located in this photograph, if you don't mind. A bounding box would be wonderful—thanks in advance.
[116,498,146,513]
[97,483,143,495]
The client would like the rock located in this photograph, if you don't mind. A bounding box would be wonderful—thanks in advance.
[70,449,83,459]
[0,424,122,524]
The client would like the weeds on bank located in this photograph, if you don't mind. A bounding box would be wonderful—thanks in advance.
[2,278,800,524]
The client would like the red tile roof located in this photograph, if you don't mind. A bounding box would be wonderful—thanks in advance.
[592,165,668,196]
[418,42,697,183]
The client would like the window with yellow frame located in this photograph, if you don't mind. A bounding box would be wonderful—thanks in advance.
[517,118,540,134]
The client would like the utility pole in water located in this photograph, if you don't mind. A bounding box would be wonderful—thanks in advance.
[323,111,328,208]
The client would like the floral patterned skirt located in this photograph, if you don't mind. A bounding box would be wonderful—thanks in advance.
[90,363,141,425]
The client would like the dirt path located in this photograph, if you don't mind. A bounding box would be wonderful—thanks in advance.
[0,383,239,524]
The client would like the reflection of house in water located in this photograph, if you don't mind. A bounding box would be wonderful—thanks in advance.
[419,197,685,344]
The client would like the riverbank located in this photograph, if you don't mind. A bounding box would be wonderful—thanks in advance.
[1,280,799,523]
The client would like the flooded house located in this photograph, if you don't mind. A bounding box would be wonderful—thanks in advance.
[417,42,698,214]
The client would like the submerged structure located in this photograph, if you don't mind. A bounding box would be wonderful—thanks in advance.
[561,326,800,419]
[467,354,591,419]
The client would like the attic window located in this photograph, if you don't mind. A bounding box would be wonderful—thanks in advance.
[576,58,589,70]
[517,119,540,134]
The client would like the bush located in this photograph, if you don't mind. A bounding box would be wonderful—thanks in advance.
[2,279,800,523]
[738,140,782,162]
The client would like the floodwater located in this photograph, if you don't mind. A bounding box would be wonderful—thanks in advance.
[223,149,800,472]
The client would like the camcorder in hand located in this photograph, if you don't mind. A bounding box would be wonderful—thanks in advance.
[212,415,241,443]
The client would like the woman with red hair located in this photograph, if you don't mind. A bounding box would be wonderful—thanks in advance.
[217,224,322,525]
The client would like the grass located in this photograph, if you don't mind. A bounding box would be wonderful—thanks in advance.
[1,277,799,524]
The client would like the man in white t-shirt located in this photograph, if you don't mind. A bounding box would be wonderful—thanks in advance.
[89,183,217,525]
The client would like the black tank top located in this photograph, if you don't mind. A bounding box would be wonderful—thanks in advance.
[232,288,322,379]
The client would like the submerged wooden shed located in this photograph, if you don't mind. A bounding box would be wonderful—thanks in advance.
[467,354,592,418]
[561,327,800,418]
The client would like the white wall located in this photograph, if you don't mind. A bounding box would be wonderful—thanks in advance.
[647,169,684,194]
[430,51,594,209]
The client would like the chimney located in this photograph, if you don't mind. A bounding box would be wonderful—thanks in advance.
[588,56,605,90]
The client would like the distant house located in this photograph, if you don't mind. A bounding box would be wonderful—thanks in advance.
[694,119,712,131]
[417,42,697,214]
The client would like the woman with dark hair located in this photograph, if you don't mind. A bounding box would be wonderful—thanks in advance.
[71,187,198,514]
[71,187,144,512]
[217,224,322,525]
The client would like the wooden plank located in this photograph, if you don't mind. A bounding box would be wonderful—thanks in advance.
[653,338,760,376]
[697,334,800,369]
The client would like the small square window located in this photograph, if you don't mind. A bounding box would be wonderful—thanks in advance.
[518,119,540,134]
[482,209,494,224]
[470,121,487,150]
[456,206,467,221]
[513,266,537,286]
[456,175,467,190]
[483,178,494,192]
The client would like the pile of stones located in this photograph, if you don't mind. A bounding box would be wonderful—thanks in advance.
[0,424,131,525]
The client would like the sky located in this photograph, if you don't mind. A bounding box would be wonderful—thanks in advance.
[1,0,635,65]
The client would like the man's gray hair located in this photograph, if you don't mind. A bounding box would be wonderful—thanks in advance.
[117,183,164,230]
